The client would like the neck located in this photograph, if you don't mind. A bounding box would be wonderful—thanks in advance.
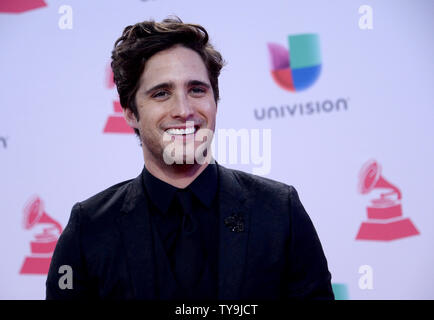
[144,155,211,189]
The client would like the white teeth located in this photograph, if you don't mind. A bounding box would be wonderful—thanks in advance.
[166,127,196,135]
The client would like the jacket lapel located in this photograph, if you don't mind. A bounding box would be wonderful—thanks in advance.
[116,170,157,299]
[217,165,250,300]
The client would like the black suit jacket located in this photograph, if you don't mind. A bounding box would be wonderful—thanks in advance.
[46,164,334,300]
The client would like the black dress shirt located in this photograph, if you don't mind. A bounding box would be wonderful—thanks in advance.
[142,164,219,300]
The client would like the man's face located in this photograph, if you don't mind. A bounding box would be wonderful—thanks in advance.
[125,45,217,166]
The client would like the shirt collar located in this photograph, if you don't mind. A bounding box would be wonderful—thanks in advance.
[142,163,218,214]
[188,162,218,208]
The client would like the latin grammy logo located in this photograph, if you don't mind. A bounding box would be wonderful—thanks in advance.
[20,196,63,275]
[356,160,419,241]
[0,0,46,14]
[103,64,134,134]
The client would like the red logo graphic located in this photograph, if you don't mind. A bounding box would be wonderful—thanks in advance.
[20,196,63,275]
[356,160,419,241]
[0,0,47,13]
[103,64,133,134]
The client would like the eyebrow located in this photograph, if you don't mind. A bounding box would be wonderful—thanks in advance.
[188,80,211,89]
[144,80,211,95]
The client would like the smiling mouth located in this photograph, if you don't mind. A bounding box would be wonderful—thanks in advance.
[165,126,198,135]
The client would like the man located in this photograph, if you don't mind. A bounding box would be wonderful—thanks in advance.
[46,17,334,300]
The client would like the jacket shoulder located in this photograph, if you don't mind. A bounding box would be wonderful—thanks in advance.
[221,166,294,198]
[76,177,137,221]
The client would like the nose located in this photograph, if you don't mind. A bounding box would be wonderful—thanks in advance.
[170,92,194,120]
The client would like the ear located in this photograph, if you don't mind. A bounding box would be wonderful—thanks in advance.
[123,108,139,129]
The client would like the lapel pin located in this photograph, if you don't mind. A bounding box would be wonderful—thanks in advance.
[224,214,244,233]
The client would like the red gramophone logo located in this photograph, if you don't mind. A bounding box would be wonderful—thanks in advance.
[103,64,134,134]
[0,0,47,13]
[20,196,63,275]
[356,160,419,241]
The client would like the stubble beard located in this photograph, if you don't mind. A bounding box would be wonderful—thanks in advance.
[140,126,215,170]
[140,129,199,171]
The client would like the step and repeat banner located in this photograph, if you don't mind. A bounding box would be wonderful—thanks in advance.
[1,0,433,299]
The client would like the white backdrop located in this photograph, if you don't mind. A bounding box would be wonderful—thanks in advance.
[1,0,433,299]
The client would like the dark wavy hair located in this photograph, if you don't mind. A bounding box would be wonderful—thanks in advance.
[111,16,225,137]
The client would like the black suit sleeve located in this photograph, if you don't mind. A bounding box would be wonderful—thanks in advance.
[46,203,96,299]
[286,186,334,299]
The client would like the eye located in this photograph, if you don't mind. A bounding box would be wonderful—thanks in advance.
[190,86,206,96]
[152,90,170,99]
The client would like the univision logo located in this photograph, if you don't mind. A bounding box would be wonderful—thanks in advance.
[268,34,321,92]
[256,34,349,121]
